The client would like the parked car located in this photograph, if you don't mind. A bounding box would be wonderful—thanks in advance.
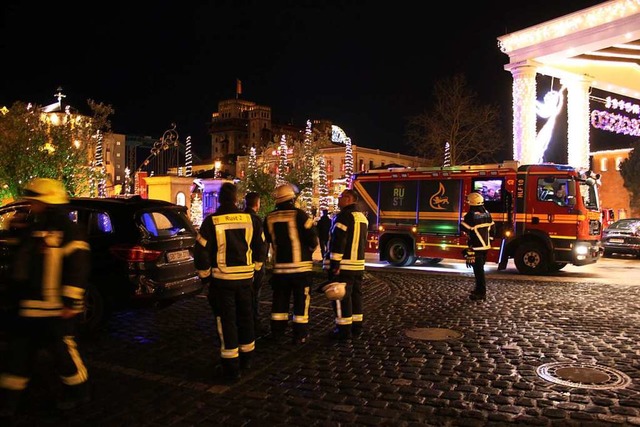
[601,218,640,259]
[0,196,203,335]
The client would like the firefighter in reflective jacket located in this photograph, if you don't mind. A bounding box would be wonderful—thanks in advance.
[0,179,91,418]
[264,184,318,344]
[194,183,265,381]
[323,189,369,340]
[461,192,495,301]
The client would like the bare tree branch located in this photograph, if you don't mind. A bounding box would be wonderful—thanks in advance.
[405,73,507,166]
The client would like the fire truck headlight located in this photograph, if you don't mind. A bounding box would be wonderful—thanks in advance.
[574,245,589,256]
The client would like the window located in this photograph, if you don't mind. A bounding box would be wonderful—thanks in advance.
[537,178,573,207]
[139,211,189,237]
[0,207,27,231]
[472,179,503,202]
[176,192,186,206]
[616,157,624,171]
[600,158,608,172]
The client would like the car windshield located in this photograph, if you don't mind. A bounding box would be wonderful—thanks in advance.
[608,219,640,230]
[138,209,194,237]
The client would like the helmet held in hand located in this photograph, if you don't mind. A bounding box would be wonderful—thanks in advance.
[321,281,346,301]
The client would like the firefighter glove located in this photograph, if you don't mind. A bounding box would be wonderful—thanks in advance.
[329,260,340,278]
[464,249,475,268]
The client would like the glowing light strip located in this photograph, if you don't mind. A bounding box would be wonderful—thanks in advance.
[613,42,640,49]
[498,0,640,53]
[587,50,640,59]
[591,110,640,135]
[605,96,640,114]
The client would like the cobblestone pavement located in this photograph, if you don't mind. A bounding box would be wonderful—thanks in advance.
[3,268,640,426]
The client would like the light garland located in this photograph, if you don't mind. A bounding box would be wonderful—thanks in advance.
[300,120,314,216]
[590,110,640,135]
[276,134,288,186]
[605,96,640,114]
[185,135,192,177]
[498,0,640,53]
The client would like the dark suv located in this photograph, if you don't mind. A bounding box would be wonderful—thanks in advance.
[0,196,203,334]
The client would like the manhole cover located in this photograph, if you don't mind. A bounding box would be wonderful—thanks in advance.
[405,327,463,341]
[537,362,632,390]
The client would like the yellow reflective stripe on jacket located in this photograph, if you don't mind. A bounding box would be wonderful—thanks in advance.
[62,285,85,300]
[0,373,29,391]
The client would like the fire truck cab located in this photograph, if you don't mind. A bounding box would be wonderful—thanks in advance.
[351,161,603,275]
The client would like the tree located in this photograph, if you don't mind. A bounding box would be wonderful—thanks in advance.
[317,156,329,211]
[276,134,288,186]
[0,100,114,202]
[405,73,506,166]
[619,141,640,216]
[298,120,315,216]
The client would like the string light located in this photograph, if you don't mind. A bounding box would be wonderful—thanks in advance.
[498,0,640,53]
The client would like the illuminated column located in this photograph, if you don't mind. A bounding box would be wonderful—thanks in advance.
[508,62,538,164]
[563,75,592,170]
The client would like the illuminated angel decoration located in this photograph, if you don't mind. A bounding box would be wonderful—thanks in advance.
[534,87,565,163]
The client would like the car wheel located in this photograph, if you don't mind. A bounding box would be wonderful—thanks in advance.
[514,242,549,275]
[385,238,415,267]
[78,283,106,335]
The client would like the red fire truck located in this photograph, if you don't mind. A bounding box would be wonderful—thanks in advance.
[351,161,603,275]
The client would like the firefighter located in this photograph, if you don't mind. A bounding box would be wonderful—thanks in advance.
[243,191,268,335]
[194,183,265,382]
[461,192,495,301]
[0,178,91,420]
[264,184,318,345]
[323,189,369,340]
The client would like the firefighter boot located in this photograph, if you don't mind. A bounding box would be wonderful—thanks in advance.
[269,320,287,342]
[221,358,241,382]
[57,381,91,411]
[329,325,352,341]
[239,352,253,370]
[0,388,21,425]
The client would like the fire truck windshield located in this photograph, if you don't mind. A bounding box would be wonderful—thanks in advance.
[579,179,600,211]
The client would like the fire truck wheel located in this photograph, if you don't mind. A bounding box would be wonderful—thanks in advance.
[385,238,416,267]
[549,262,567,272]
[514,242,549,275]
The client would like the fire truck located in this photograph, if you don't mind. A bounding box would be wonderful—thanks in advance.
[351,161,603,275]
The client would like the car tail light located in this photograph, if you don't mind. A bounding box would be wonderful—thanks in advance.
[110,244,163,262]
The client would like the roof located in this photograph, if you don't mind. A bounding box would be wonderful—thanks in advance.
[498,0,640,98]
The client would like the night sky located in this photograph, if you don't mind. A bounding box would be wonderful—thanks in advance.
[2,0,626,161]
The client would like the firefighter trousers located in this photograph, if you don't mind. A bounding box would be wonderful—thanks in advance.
[0,316,89,414]
[269,272,312,340]
[331,271,364,337]
[207,278,256,366]
[471,250,488,295]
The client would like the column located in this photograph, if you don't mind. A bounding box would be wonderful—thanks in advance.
[507,62,538,165]
[562,75,593,171]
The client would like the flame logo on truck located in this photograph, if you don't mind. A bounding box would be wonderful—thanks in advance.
[429,183,449,210]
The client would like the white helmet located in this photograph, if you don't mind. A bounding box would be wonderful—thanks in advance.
[274,184,296,204]
[467,192,484,206]
[321,282,346,301]
[22,178,69,205]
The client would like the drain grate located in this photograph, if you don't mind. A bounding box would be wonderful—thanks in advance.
[537,362,632,390]
[405,327,463,341]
